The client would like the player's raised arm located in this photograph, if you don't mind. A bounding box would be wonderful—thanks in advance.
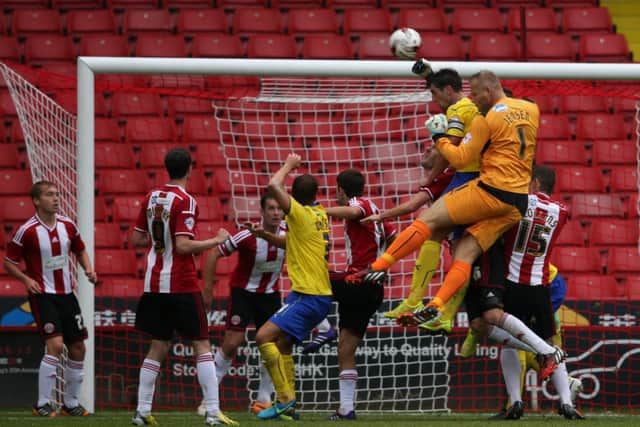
[325,206,362,221]
[244,222,286,249]
[432,114,491,169]
[267,153,301,213]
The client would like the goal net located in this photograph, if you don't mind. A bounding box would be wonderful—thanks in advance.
[1,58,639,415]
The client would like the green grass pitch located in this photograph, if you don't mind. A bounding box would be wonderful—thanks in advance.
[1,410,638,427]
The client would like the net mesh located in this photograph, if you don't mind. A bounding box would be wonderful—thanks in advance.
[1,62,640,414]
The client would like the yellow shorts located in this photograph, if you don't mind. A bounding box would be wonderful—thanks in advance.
[443,178,523,252]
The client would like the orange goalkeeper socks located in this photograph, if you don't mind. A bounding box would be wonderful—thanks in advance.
[371,220,432,271]
[428,260,471,309]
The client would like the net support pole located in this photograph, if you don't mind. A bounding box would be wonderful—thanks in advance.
[77,58,95,413]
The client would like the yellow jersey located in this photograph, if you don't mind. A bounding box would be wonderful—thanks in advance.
[285,197,332,296]
[445,97,480,173]
[437,97,539,194]
[549,263,558,283]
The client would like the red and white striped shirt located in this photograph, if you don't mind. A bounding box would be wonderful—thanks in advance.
[346,197,397,272]
[218,222,286,294]
[504,192,568,286]
[5,214,86,294]
[135,184,199,293]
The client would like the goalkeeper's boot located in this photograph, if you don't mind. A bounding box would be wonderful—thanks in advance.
[569,376,584,406]
[459,329,479,358]
[32,402,57,417]
[302,325,338,354]
[537,346,566,381]
[345,267,387,286]
[257,399,296,420]
[419,318,452,334]
[132,411,158,426]
[279,406,300,421]
[559,404,585,420]
[327,410,357,420]
[503,401,524,420]
[204,411,239,426]
[383,299,423,319]
[251,400,272,415]
[397,302,440,327]
[61,404,89,416]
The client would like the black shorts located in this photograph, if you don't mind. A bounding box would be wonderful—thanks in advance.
[226,287,281,331]
[331,272,384,338]
[464,238,505,321]
[503,281,555,340]
[135,292,208,341]
[29,293,88,344]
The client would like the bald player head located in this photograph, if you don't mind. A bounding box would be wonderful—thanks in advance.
[469,70,506,115]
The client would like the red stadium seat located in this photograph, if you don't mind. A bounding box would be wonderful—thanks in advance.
[527,95,556,114]
[177,9,228,35]
[562,7,612,34]
[79,35,130,57]
[98,170,149,195]
[418,33,467,61]
[609,166,637,193]
[508,7,555,33]
[137,143,174,169]
[198,197,226,221]
[112,196,144,223]
[183,117,222,144]
[537,114,571,140]
[592,140,637,165]
[575,113,627,140]
[51,0,104,8]
[0,144,20,169]
[123,9,173,34]
[525,33,575,62]
[628,193,638,219]
[238,120,289,145]
[95,278,141,298]
[13,9,62,34]
[95,197,109,222]
[290,116,347,144]
[536,141,588,166]
[308,142,364,169]
[608,246,640,273]
[0,278,26,297]
[95,249,138,277]
[0,91,17,117]
[555,219,585,246]
[146,167,209,196]
[326,0,378,9]
[350,116,404,144]
[95,143,136,169]
[217,0,268,9]
[67,10,117,36]
[0,197,35,222]
[125,117,177,144]
[53,90,108,116]
[397,9,447,33]
[451,8,504,34]
[379,168,422,194]
[625,275,640,300]
[357,33,394,60]
[230,196,261,221]
[247,34,297,58]
[0,0,49,8]
[112,93,164,117]
[167,97,214,116]
[565,275,622,300]
[0,37,20,62]
[95,118,122,143]
[272,0,323,8]
[107,0,160,8]
[343,9,392,35]
[468,33,521,61]
[555,167,605,193]
[302,35,353,59]
[24,35,75,63]
[191,34,244,58]
[212,168,266,196]
[365,143,420,168]
[287,9,339,37]
[611,97,638,114]
[569,193,625,218]
[95,222,126,249]
[232,8,283,37]
[559,95,609,113]
[579,33,631,63]
[252,140,305,168]
[589,219,638,247]
[135,35,187,57]
[550,246,602,273]
[0,170,32,195]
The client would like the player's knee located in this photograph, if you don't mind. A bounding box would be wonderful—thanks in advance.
[67,340,86,360]
[45,338,65,357]
[470,318,489,335]
[482,308,503,325]
[453,236,483,265]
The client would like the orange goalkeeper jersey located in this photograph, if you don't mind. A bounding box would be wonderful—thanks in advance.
[436,97,539,194]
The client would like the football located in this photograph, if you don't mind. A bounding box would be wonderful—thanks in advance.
[389,28,422,60]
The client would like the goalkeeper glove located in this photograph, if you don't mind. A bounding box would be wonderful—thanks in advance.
[345,268,387,286]
[412,59,433,79]
[425,114,448,142]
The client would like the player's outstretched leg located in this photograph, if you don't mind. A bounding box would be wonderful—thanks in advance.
[302,319,338,354]
[131,412,158,426]
[459,328,478,358]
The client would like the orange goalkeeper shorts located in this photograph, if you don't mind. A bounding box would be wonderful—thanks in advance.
[443,178,523,252]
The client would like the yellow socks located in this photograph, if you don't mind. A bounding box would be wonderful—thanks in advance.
[406,240,440,306]
[258,343,294,403]
[439,279,469,322]
[282,354,295,402]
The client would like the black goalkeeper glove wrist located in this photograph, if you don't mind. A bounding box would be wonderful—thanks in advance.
[412,59,433,79]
